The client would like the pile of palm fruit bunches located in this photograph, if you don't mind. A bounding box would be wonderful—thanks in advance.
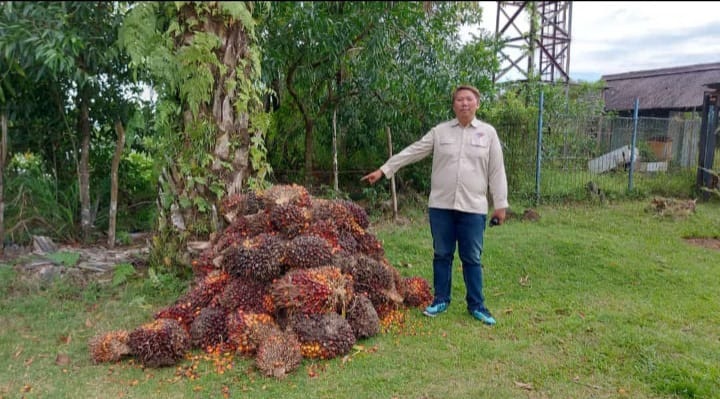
[88,184,433,378]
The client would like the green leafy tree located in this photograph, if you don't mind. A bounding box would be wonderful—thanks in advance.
[260,2,496,192]
[0,1,138,242]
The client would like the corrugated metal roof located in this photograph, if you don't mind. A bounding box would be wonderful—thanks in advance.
[601,62,720,111]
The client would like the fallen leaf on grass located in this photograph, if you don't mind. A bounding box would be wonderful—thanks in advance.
[58,334,72,344]
[514,381,534,391]
[55,353,71,366]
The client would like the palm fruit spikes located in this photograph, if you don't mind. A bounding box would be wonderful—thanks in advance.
[260,183,312,211]
[271,266,354,316]
[346,293,380,339]
[269,203,311,239]
[213,277,271,314]
[283,234,334,269]
[400,276,433,308]
[226,310,279,356]
[153,269,230,330]
[255,330,303,379]
[347,255,402,308]
[339,199,370,229]
[128,318,190,368]
[290,313,357,360]
[88,330,131,364]
[189,306,228,351]
[222,233,285,283]
[220,190,262,223]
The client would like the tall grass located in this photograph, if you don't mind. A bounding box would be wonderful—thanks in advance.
[1,200,719,399]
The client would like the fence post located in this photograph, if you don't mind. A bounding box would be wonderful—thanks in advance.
[385,126,398,220]
[535,90,544,206]
[628,98,639,192]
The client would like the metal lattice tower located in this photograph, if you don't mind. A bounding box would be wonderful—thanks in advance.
[493,1,573,83]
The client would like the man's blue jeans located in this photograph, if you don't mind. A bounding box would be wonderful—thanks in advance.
[428,208,489,313]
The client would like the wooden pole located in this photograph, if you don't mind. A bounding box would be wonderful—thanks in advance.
[385,126,398,220]
[332,107,339,193]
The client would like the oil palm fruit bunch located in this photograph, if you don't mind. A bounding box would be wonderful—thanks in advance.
[400,276,433,308]
[96,183,433,379]
[283,234,334,269]
[346,293,380,339]
[289,312,356,360]
[153,270,230,331]
[128,319,190,368]
[189,306,228,351]
[88,330,131,364]
[226,310,279,356]
[270,266,354,316]
[255,330,303,379]
[222,233,285,283]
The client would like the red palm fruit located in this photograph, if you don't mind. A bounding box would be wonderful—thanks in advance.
[189,306,228,351]
[213,277,271,314]
[226,310,278,356]
[346,294,380,339]
[400,276,433,308]
[88,330,131,364]
[270,266,354,316]
[283,234,333,269]
[260,184,312,211]
[290,313,356,360]
[269,203,311,239]
[338,199,370,229]
[222,234,285,283]
[153,270,230,330]
[255,330,303,379]
[128,318,190,368]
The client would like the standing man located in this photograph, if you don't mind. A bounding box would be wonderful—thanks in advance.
[361,84,508,325]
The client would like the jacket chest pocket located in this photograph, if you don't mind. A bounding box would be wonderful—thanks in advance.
[438,137,460,156]
[468,134,490,158]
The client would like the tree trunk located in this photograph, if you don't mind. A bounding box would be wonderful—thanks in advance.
[386,126,398,221]
[152,3,261,269]
[77,92,92,242]
[0,110,7,255]
[332,106,339,192]
[108,120,125,248]
[303,119,314,187]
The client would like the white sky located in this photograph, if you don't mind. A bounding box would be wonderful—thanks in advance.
[468,1,720,82]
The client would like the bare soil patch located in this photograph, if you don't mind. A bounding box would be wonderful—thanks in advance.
[684,237,720,251]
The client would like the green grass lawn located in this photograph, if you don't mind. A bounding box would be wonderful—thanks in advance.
[1,200,719,399]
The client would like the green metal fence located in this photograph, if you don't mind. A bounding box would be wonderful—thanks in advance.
[498,109,705,206]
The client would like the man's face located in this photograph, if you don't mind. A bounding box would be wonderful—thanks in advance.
[452,89,479,120]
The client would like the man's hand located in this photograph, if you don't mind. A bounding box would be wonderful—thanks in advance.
[361,169,383,185]
[490,208,507,225]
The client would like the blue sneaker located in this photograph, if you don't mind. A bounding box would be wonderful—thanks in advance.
[423,302,448,317]
[470,309,496,325]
